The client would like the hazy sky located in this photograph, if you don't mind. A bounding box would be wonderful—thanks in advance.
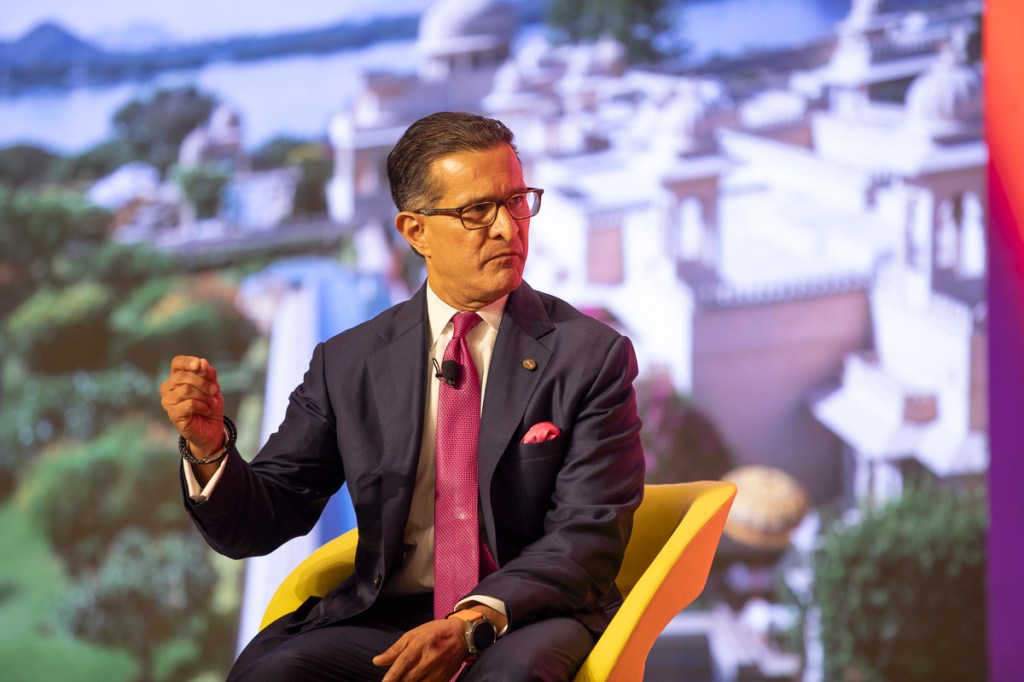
[1,0,433,42]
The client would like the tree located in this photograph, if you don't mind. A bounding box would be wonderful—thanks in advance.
[0,184,110,316]
[546,0,685,63]
[5,280,115,372]
[20,420,191,573]
[173,162,231,219]
[286,143,331,216]
[109,274,256,373]
[15,420,238,676]
[61,529,220,682]
[0,365,160,493]
[0,144,58,188]
[814,485,987,681]
[251,135,304,171]
[112,86,217,174]
[49,138,136,184]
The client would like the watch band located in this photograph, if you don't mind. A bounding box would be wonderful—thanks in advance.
[448,609,497,657]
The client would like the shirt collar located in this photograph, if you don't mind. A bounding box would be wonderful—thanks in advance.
[425,282,508,346]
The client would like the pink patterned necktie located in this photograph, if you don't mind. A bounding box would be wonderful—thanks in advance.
[433,311,491,619]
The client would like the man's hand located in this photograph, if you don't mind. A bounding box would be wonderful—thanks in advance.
[373,618,467,682]
[159,355,225,460]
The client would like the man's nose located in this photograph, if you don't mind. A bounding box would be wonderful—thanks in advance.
[488,204,521,241]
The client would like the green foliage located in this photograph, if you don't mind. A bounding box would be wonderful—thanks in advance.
[0,366,159,481]
[54,241,176,288]
[112,86,217,174]
[172,163,230,219]
[19,420,187,574]
[61,529,218,682]
[251,135,304,170]
[49,139,136,185]
[286,143,331,216]
[109,276,256,373]
[546,0,684,63]
[0,184,110,292]
[635,374,733,483]
[0,144,59,188]
[0,500,137,682]
[4,282,115,373]
[814,486,987,681]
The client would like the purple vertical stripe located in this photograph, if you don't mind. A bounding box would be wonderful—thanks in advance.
[987,164,1024,681]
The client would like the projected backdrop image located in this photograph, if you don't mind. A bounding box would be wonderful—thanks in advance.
[0,0,987,680]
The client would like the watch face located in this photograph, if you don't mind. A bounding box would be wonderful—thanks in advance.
[470,619,497,653]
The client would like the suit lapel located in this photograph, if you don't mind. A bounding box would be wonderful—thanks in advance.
[478,282,554,546]
[367,284,428,568]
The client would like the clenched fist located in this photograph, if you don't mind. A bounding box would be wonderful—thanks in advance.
[160,355,226,460]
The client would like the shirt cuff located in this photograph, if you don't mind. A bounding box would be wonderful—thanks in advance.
[182,454,229,505]
[456,595,509,636]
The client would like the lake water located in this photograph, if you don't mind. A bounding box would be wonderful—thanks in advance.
[0,0,851,153]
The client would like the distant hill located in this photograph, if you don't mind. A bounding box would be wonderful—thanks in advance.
[0,15,421,90]
[1,21,106,68]
[0,0,970,91]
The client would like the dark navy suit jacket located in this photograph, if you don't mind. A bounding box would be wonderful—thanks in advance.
[184,280,645,633]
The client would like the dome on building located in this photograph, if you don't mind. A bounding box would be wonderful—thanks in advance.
[721,465,810,550]
[906,42,982,136]
[418,0,517,56]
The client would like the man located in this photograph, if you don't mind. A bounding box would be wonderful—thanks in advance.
[160,112,645,681]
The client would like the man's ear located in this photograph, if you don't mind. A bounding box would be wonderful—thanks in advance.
[395,212,429,258]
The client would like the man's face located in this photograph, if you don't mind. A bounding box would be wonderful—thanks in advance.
[399,144,530,310]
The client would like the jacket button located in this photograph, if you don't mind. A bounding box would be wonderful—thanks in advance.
[373,573,382,588]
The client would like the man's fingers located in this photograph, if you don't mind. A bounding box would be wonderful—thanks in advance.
[168,355,219,382]
[161,372,220,399]
[170,355,201,372]
[373,637,404,667]
[183,398,215,417]
[171,383,221,403]
[199,358,218,382]
[162,388,219,413]
[376,621,466,682]
[380,646,423,682]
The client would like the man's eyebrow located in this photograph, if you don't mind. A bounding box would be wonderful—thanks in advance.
[452,188,530,206]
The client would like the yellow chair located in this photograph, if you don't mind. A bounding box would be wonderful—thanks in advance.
[261,481,737,681]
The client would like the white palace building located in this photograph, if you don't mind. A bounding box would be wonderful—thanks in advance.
[323,0,986,508]
[230,1,986,673]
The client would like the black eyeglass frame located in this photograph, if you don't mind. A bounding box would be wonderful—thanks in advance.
[412,188,545,230]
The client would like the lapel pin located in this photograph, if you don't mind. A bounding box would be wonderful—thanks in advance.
[522,359,538,371]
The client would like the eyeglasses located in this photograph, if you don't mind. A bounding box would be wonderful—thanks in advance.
[414,188,544,230]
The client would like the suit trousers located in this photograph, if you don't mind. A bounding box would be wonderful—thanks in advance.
[226,593,595,681]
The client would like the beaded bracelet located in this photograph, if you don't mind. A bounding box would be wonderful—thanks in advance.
[179,415,237,466]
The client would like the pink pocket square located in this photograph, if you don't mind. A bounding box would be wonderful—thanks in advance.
[521,422,561,444]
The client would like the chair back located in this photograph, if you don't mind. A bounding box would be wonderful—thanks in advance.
[574,480,736,682]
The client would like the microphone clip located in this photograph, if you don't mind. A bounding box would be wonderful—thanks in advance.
[433,358,461,387]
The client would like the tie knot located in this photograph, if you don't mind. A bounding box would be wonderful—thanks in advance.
[451,311,483,340]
